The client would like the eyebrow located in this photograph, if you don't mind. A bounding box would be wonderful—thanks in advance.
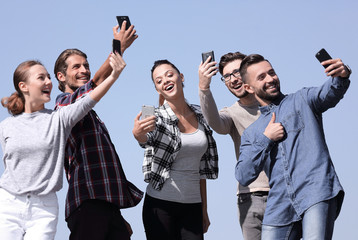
[154,70,172,81]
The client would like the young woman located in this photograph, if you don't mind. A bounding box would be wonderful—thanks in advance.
[132,60,219,240]
[0,52,125,240]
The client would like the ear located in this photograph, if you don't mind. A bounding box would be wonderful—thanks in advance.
[18,82,29,93]
[56,72,66,83]
[180,73,184,83]
[244,83,254,94]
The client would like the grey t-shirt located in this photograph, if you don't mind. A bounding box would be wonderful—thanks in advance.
[0,94,96,195]
[147,122,208,203]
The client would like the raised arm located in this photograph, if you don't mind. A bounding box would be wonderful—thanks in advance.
[89,52,125,102]
[92,21,138,85]
[307,58,351,113]
[198,57,233,134]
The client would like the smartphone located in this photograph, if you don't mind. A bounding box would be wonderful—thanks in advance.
[116,16,131,30]
[315,48,332,68]
[202,51,215,63]
[141,105,155,119]
[112,39,122,55]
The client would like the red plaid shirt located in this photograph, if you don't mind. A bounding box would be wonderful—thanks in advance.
[55,80,143,219]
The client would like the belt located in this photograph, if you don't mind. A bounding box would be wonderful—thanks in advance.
[240,191,269,197]
[251,191,269,197]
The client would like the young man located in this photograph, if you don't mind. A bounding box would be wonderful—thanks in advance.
[198,52,269,240]
[236,54,351,239]
[54,23,143,240]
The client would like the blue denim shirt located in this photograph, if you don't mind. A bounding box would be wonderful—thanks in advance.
[235,76,350,226]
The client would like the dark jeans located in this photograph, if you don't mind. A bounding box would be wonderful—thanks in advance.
[67,199,130,240]
[143,194,203,240]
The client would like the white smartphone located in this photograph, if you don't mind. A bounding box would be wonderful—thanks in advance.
[141,105,155,119]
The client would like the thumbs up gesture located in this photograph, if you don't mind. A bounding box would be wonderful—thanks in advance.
[264,113,285,141]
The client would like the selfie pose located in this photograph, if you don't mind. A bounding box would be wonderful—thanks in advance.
[0,53,124,240]
[199,52,269,240]
[133,60,218,240]
[54,21,143,240]
[236,53,351,240]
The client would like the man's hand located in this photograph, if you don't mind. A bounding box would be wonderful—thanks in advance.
[264,112,285,141]
[322,58,350,78]
[198,56,218,90]
[113,21,138,55]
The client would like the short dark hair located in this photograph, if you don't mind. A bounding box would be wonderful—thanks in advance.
[239,54,268,82]
[54,49,88,92]
[150,59,180,81]
[218,52,246,75]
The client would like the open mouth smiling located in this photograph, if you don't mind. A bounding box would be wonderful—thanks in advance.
[165,84,174,91]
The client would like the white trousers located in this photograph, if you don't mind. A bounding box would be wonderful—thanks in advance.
[0,188,59,240]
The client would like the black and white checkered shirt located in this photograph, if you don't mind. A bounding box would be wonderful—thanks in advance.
[140,101,219,190]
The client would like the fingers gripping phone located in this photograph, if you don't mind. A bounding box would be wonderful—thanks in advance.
[202,51,215,63]
[112,39,122,55]
[116,16,131,30]
[202,51,216,75]
[315,48,332,68]
[141,105,155,119]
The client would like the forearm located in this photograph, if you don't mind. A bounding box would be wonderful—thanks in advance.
[89,75,116,102]
[200,179,207,211]
[92,54,111,86]
[236,133,273,186]
[199,88,232,134]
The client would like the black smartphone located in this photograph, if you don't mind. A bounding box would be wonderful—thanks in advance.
[116,16,131,30]
[315,48,332,68]
[112,39,122,55]
[202,51,215,63]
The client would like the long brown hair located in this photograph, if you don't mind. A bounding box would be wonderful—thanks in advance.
[1,60,43,115]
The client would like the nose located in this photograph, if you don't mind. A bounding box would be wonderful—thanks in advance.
[266,74,276,83]
[79,65,88,73]
[45,76,52,86]
[229,75,240,84]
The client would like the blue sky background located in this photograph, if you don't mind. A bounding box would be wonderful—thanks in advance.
[1,1,357,239]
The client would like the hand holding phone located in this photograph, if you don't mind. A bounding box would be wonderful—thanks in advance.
[315,48,332,68]
[116,16,131,30]
[112,39,122,55]
[141,105,155,119]
[202,51,215,63]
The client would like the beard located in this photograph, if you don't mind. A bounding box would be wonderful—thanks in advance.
[255,85,281,101]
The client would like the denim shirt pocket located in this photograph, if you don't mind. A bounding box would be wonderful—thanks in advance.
[281,112,304,133]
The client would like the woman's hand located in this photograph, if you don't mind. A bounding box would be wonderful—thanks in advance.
[109,52,126,80]
[132,112,156,143]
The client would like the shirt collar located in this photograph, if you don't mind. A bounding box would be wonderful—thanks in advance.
[259,93,286,114]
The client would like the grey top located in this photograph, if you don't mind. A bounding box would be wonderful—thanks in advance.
[147,122,208,203]
[199,88,270,194]
[0,94,96,195]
